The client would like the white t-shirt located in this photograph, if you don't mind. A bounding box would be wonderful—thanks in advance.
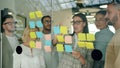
[13,44,46,68]
[6,35,19,51]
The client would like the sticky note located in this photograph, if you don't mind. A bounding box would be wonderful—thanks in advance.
[35,11,43,18]
[53,26,60,34]
[78,33,86,41]
[45,40,51,46]
[64,45,72,52]
[86,34,95,41]
[30,32,36,38]
[29,21,35,28]
[44,46,51,52]
[85,42,94,49]
[44,34,51,40]
[56,44,64,52]
[77,42,86,47]
[36,31,43,38]
[30,41,36,48]
[29,12,36,19]
[36,41,42,48]
[36,20,43,28]
[57,35,64,42]
[65,35,72,44]
[60,26,68,34]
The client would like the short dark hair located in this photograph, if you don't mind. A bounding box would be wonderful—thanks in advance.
[96,10,106,16]
[2,15,13,25]
[41,15,51,23]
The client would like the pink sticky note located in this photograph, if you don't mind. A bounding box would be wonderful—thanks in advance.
[44,34,51,40]
[36,41,42,49]
[65,35,72,44]
[44,46,51,52]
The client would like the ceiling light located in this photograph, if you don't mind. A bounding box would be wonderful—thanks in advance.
[99,5,107,8]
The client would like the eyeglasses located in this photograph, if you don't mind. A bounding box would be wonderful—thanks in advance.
[71,21,83,25]
[4,22,16,25]
[44,20,52,24]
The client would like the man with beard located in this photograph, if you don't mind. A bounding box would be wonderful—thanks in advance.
[0,15,19,68]
[41,15,59,68]
[104,3,120,68]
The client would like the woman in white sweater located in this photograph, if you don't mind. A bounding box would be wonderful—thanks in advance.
[13,26,45,68]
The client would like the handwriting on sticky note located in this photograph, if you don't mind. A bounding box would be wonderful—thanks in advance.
[53,26,60,34]
[36,20,43,28]
[78,33,86,41]
[77,42,86,47]
[57,35,64,42]
[86,42,94,49]
[30,41,36,48]
[60,26,68,34]
[30,32,36,38]
[64,45,72,52]
[45,40,51,46]
[29,21,35,28]
[65,35,72,44]
[56,44,64,52]
[44,34,51,40]
[36,31,43,38]
[35,11,43,18]
[36,41,42,49]
[44,46,51,52]
[29,12,36,19]
[86,33,95,41]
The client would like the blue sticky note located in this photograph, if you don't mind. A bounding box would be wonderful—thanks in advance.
[65,45,72,52]
[45,40,51,46]
[36,31,43,38]
[29,21,35,28]
[36,20,43,28]
[53,26,60,34]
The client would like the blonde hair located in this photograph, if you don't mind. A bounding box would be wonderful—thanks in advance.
[22,26,39,43]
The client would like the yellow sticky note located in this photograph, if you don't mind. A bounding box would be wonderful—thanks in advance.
[65,35,72,44]
[36,41,42,49]
[44,34,51,40]
[35,11,43,18]
[85,42,94,49]
[86,33,95,41]
[44,46,51,52]
[30,32,36,39]
[78,33,86,41]
[57,35,64,42]
[30,41,36,48]
[29,12,36,19]
[77,42,86,47]
[60,26,68,34]
[56,44,64,52]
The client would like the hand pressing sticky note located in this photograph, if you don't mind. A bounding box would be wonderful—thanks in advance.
[35,11,43,18]
[29,21,35,28]
[85,42,94,49]
[36,41,42,49]
[36,20,43,28]
[65,35,72,44]
[30,41,36,48]
[78,33,86,41]
[29,12,36,19]
[56,44,64,52]
[57,35,64,42]
[44,34,51,40]
[86,33,95,41]
[60,26,68,34]
[77,42,86,47]
[53,26,60,34]
[30,32,36,39]
[44,46,51,52]
[36,31,43,38]
[65,45,72,52]
[45,40,51,46]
